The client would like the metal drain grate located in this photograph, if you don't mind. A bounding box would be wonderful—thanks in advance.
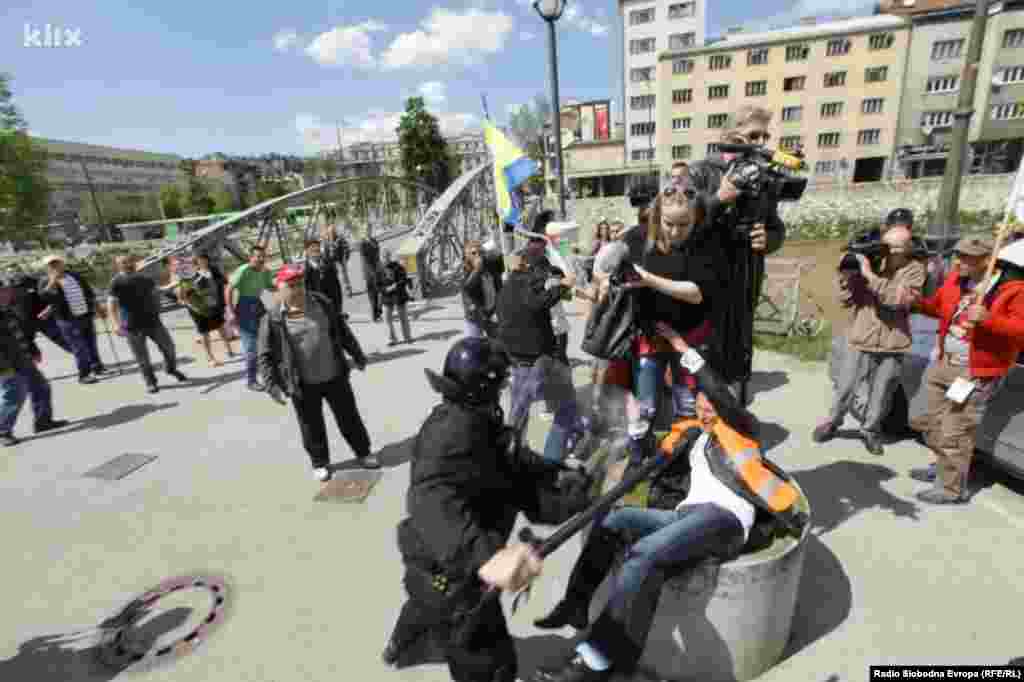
[84,453,158,481]
[314,470,383,503]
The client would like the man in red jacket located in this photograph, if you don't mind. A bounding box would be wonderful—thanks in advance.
[910,235,1024,504]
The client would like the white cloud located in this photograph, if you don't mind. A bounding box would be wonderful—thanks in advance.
[273,29,299,52]
[519,30,536,41]
[741,0,877,32]
[304,20,386,68]
[381,8,513,69]
[418,81,447,106]
[557,4,610,37]
[295,110,480,152]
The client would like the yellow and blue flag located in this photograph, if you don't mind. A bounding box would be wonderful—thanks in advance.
[484,121,538,226]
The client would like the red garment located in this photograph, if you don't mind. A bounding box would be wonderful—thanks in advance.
[918,268,1024,378]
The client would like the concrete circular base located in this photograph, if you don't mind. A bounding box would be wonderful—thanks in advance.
[585,442,811,682]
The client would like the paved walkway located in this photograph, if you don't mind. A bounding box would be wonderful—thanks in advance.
[1,295,1023,682]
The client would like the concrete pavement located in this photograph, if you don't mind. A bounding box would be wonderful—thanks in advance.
[1,294,1022,682]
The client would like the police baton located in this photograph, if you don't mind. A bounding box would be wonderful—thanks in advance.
[454,427,703,646]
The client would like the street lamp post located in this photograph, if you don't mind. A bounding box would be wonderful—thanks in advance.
[534,0,568,220]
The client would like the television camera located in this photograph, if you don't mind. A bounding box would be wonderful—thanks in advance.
[720,143,808,227]
[839,227,929,274]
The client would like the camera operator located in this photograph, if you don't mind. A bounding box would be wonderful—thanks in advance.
[686,106,786,397]
[813,210,926,456]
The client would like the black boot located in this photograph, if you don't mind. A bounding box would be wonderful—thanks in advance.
[534,528,620,631]
[532,654,613,682]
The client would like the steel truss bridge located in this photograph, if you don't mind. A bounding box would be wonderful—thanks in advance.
[136,164,498,295]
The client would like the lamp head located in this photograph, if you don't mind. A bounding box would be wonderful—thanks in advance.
[533,0,567,21]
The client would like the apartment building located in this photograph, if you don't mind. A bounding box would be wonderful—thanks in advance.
[656,14,911,184]
[331,132,487,180]
[620,0,707,167]
[33,137,184,222]
[888,0,1024,177]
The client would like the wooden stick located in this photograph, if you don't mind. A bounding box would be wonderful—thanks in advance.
[981,222,1012,295]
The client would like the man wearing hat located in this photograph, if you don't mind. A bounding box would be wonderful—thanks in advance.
[257,263,380,481]
[0,275,69,446]
[909,233,1024,504]
[37,254,106,385]
[813,208,926,455]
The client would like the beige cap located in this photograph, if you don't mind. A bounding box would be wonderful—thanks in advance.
[954,235,995,257]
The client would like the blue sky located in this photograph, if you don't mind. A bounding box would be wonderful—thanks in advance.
[2,0,874,158]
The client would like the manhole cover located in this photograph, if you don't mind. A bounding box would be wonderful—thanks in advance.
[97,575,228,670]
[314,470,383,503]
[84,453,157,481]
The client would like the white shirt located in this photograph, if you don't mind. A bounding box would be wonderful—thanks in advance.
[677,432,756,542]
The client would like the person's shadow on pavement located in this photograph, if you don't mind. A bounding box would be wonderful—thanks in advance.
[26,402,179,442]
[0,606,192,682]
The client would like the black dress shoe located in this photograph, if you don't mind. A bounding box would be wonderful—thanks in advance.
[533,599,589,631]
[532,655,612,682]
[34,419,69,434]
[168,370,188,382]
[381,638,402,666]
[862,431,884,456]
[78,376,98,385]
[147,384,159,394]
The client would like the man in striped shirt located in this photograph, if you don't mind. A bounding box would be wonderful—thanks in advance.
[38,255,106,385]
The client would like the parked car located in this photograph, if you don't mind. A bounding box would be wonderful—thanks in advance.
[829,238,1024,481]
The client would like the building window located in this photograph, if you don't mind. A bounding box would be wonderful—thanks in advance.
[826,38,851,56]
[668,2,696,19]
[708,84,729,99]
[865,66,889,83]
[779,135,802,151]
[862,97,885,114]
[996,65,1024,84]
[672,117,692,130]
[631,122,656,136]
[821,101,844,118]
[818,132,841,148]
[824,71,847,87]
[707,143,722,155]
[815,160,838,174]
[630,38,656,55]
[708,113,729,128]
[709,54,732,70]
[857,129,881,145]
[748,48,769,65]
[786,44,809,62]
[630,67,654,82]
[669,32,696,50]
[932,39,964,60]
[869,33,895,50]
[672,144,692,160]
[783,76,806,91]
[926,75,959,93]
[991,102,1024,120]
[921,110,954,127]
[632,148,655,161]
[745,80,767,96]
[781,106,803,122]
[673,58,694,74]
[630,8,655,25]
[1004,29,1024,48]
[673,88,693,103]
[631,94,656,110]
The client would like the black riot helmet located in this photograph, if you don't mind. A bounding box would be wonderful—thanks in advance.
[885,208,914,228]
[425,337,510,406]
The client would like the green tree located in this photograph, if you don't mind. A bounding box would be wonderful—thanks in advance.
[397,96,451,192]
[160,184,185,219]
[210,181,236,213]
[180,160,216,216]
[0,74,51,247]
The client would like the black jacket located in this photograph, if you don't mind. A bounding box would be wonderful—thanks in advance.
[38,270,96,320]
[304,256,344,311]
[401,400,588,581]
[495,269,566,359]
[360,238,381,281]
[378,262,412,306]
[461,268,498,328]
[0,307,39,374]
[257,292,367,398]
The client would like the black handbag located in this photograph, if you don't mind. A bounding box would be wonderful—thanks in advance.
[581,283,636,360]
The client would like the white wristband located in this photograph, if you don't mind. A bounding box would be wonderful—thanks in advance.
[679,347,705,373]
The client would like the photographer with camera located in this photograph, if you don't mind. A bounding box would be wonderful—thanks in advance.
[687,106,804,400]
[813,209,926,455]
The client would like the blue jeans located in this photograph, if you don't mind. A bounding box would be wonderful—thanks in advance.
[236,297,265,385]
[57,314,102,378]
[37,318,71,354]
[633,352,696,424]
[0,371,29,435]
[508,356,579,463]
[587,504,743,672]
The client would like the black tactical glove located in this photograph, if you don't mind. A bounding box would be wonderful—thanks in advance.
[559,469,593,514]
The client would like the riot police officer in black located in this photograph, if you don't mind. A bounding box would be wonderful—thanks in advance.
[384,337,592,682]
